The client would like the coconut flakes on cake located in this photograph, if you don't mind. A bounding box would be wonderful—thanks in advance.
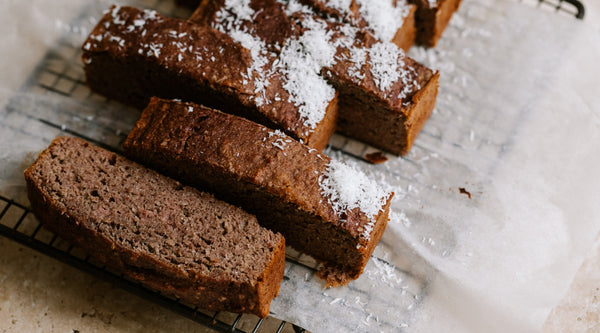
[213,0,276,107]
[215,0,334,128]
[280,1,420,100]
[319,160,390,238]
[300,0,411,42]
[355,0,411,42]
[277,16,337,129]
[212,0,423,126]
[368,42,404,92]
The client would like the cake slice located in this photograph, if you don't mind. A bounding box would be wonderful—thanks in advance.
[191,0,439,155]
[412,0,462,47]
[82,6,337,151]
[24,136,285,317]
[124,98,394,286]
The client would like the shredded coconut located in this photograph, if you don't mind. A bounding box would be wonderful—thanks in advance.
[347,46,367,81]
[225,0,254,21]
[268,130,292,149]
[147,42,162,58]
[319,159,389,229]
[281,0,315,16]
[110,5,125,25]
[214,1,276,108]
[356,0,410,42]
[277,22,337,128]
[368,42,404,92]
[323,0,353,16]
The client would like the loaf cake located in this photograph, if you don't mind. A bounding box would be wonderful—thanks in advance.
[124,98,393,286]
[413,0,463,47]
[24,136,285,317]
[191,0,439,155]
[82,6,337,151]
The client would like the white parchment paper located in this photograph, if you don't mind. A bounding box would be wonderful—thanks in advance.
[1,0,599,332]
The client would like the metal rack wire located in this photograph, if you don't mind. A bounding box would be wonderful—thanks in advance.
[518,0,585,18]
[0,0,585,332]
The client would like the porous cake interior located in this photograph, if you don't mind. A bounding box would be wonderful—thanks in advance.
[28,137,280,284]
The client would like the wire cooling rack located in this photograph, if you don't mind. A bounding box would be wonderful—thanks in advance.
[0,0,585,332]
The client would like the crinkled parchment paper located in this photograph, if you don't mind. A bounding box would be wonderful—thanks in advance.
[1,0,600,332]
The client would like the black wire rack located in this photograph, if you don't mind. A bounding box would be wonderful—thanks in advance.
[0,0,586,332]
[518,0,585,18]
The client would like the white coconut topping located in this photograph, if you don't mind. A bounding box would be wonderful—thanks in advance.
[347,46,367,81]
[311,0,411,42]
[213,1,276,107]
[276,0,420,98]
[355,0,410,42]
[228,30,269,71]
[319,159,389,228]
[323,0,353,15]
[282,0,316,16]
[111,5,125,25]
[276,16,338,128]
[368,42,404,92]
[225,0,255,21]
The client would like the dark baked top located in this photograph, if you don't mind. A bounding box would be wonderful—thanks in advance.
[125,98,393,244]
[25,136,283,284]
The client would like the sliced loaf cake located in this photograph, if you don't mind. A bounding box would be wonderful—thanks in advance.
[24,136,285,317]
[82,6,338,151]
[190,0,439,155]
[124,98,393,286]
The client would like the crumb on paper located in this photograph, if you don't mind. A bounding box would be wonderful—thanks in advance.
[459,187,471,199]
[365,151,388,164]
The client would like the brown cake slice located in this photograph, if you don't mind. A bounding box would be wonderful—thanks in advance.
[82,6,337,151]
[191,0,438,155]
[324,37,439,155]
[24,136,285,318]
[412,0,462,47]
[124,98,394,286]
